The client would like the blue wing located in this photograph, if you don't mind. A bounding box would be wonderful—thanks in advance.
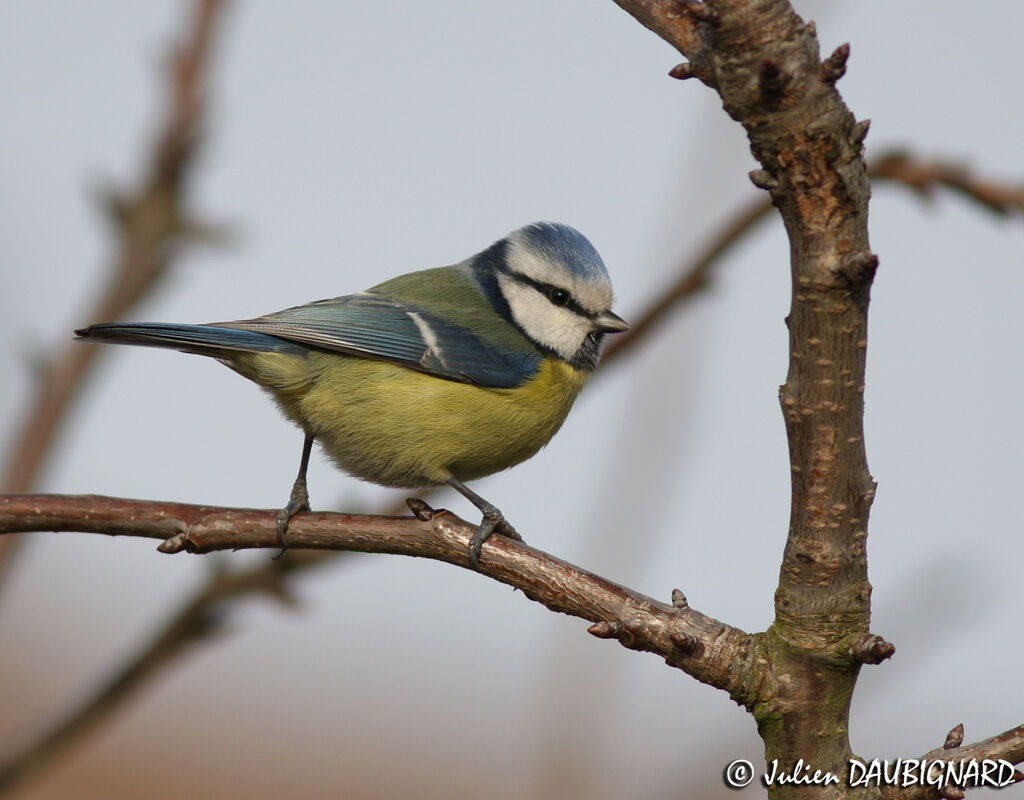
[219,292,541,389]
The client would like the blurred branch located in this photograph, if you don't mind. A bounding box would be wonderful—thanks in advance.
[601,195,773,366]
[0,0,228,583]
[871,151,1024,217]
[0,534,309,795]
[0,494,331,795]
[602,151,1024,369]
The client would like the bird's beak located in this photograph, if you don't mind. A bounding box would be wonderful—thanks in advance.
[594,310,629,333]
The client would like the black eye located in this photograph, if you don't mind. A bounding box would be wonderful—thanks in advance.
[547,287,570,307]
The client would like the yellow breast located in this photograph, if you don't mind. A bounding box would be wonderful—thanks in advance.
[235,350,590,488]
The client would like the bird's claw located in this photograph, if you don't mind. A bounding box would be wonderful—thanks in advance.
[495,517,522,542]
[444,476,524,570]
[467,505,522,570]
[274,478,310,558]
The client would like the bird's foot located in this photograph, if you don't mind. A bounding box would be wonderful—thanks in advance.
[444,476,523,570]
[495,516,522,542]
[468,503,522,570]
[274,477,310,558]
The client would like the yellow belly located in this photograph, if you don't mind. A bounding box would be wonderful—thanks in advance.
[232,350,589,487]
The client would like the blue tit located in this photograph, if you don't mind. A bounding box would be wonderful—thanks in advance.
[76,222,628,568]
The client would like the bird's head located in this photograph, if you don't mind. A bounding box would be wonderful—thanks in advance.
[466,222,628,371]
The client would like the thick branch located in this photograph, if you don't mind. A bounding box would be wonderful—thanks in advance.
[0,0,228,582]
[613,1,878,795]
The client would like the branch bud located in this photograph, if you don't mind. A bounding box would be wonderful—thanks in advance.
[943,723,965,750]
[851,118,871,146]
[849,632,894,664]
[669,63,694,80]
[749,169,777,190]
[587,620,622,639]
[821,43,850,83]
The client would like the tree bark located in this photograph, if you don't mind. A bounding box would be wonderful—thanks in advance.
[611,1,879,796]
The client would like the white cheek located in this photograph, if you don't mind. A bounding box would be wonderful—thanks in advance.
[499,278,591,359]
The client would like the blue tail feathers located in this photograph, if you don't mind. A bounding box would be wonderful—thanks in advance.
[74,322,306,357]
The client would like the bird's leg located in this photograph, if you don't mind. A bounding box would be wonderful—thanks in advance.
[276,433,314,552]
[445,476,523,570]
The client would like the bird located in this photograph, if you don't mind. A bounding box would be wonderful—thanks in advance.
[76,222,628,568]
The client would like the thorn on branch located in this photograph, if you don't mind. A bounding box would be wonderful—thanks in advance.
[669,63,694,80]
[671,588,689,608]
[820,43,850,83]
[834,252,879,287]
[406,498,435,521]
[943,723,965,750]
[849,633,895,664]
[749,169,777,191]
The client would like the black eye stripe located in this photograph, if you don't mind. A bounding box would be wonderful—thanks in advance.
[509,273,592,318]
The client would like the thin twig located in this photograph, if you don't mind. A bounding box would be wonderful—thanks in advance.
[601,196,774,367]
[870,151,1024,217]
[602,151,1024,369]
[0,0,228,584]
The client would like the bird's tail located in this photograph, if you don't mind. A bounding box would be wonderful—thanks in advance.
[75,322,303,357]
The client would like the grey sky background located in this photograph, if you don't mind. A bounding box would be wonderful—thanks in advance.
[2,2,1022,798]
